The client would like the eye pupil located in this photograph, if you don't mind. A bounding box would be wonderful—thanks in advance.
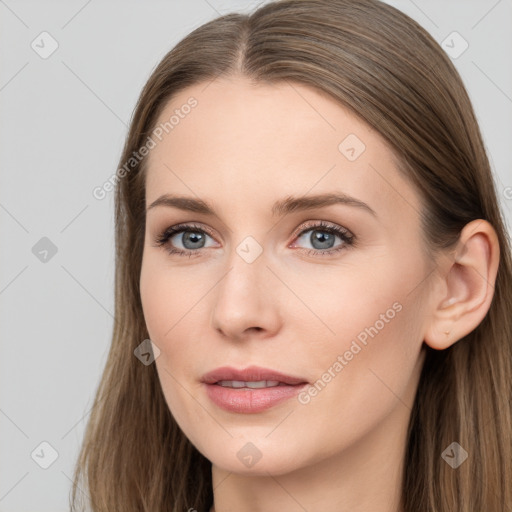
[310,230,335,249]
[183,231,205,249]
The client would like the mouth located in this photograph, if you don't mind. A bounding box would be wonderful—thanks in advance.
[201,366,309,414]
[216,380,289,388]
[201,365,308,386]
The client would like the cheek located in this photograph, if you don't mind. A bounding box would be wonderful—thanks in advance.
[139,258,205,427]
[140,263,170,342]
[295,260,426,425]
[139,254,217,389]
[140,253,208,341]
[282,255,414,349]
[291,249,426,381]
[290,300,424,462]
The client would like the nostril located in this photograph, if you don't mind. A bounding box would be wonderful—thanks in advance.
[248,326,263,333]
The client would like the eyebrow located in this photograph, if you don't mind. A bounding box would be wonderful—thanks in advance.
[146,192,377,217]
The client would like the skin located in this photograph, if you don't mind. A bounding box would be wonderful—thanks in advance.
[139,76,499,512]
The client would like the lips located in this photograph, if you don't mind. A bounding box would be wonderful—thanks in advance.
[201,365,308,386]
[201,365,309,414]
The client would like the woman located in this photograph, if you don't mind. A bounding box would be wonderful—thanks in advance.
[70,0,512,510]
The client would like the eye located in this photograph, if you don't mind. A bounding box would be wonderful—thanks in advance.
[153,223,218,257]
[153,220,355,258]
[290,220,355,256]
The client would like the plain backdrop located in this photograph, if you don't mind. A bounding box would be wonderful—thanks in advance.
[0,1,511,510]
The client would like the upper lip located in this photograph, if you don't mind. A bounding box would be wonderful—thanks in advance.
[201,365,308,385]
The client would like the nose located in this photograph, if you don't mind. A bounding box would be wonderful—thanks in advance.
[211,247,282,341]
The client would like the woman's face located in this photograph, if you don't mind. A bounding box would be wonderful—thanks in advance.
[140,76,433,476]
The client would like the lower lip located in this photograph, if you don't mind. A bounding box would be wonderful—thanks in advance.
[204,382,308,413]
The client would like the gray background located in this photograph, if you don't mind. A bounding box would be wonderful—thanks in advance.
[1,0,511,510]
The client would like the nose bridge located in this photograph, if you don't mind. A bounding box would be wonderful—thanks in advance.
[211,237,280,338]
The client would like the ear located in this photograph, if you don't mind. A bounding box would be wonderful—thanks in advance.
[424,219,500,350]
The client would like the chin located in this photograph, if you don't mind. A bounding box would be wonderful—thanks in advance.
[198,435,313,477]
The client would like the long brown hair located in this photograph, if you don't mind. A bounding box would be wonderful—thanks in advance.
[70,0,512,510]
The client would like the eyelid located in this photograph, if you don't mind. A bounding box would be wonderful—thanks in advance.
[290,220,354,245]
[162,222,218,242]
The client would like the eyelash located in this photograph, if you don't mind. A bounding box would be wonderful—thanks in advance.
[152,221,355,258]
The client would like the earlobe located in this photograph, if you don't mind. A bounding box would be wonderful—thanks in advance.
[424,219,500,351]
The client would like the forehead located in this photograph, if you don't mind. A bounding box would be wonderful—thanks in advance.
[145,76,421,224]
